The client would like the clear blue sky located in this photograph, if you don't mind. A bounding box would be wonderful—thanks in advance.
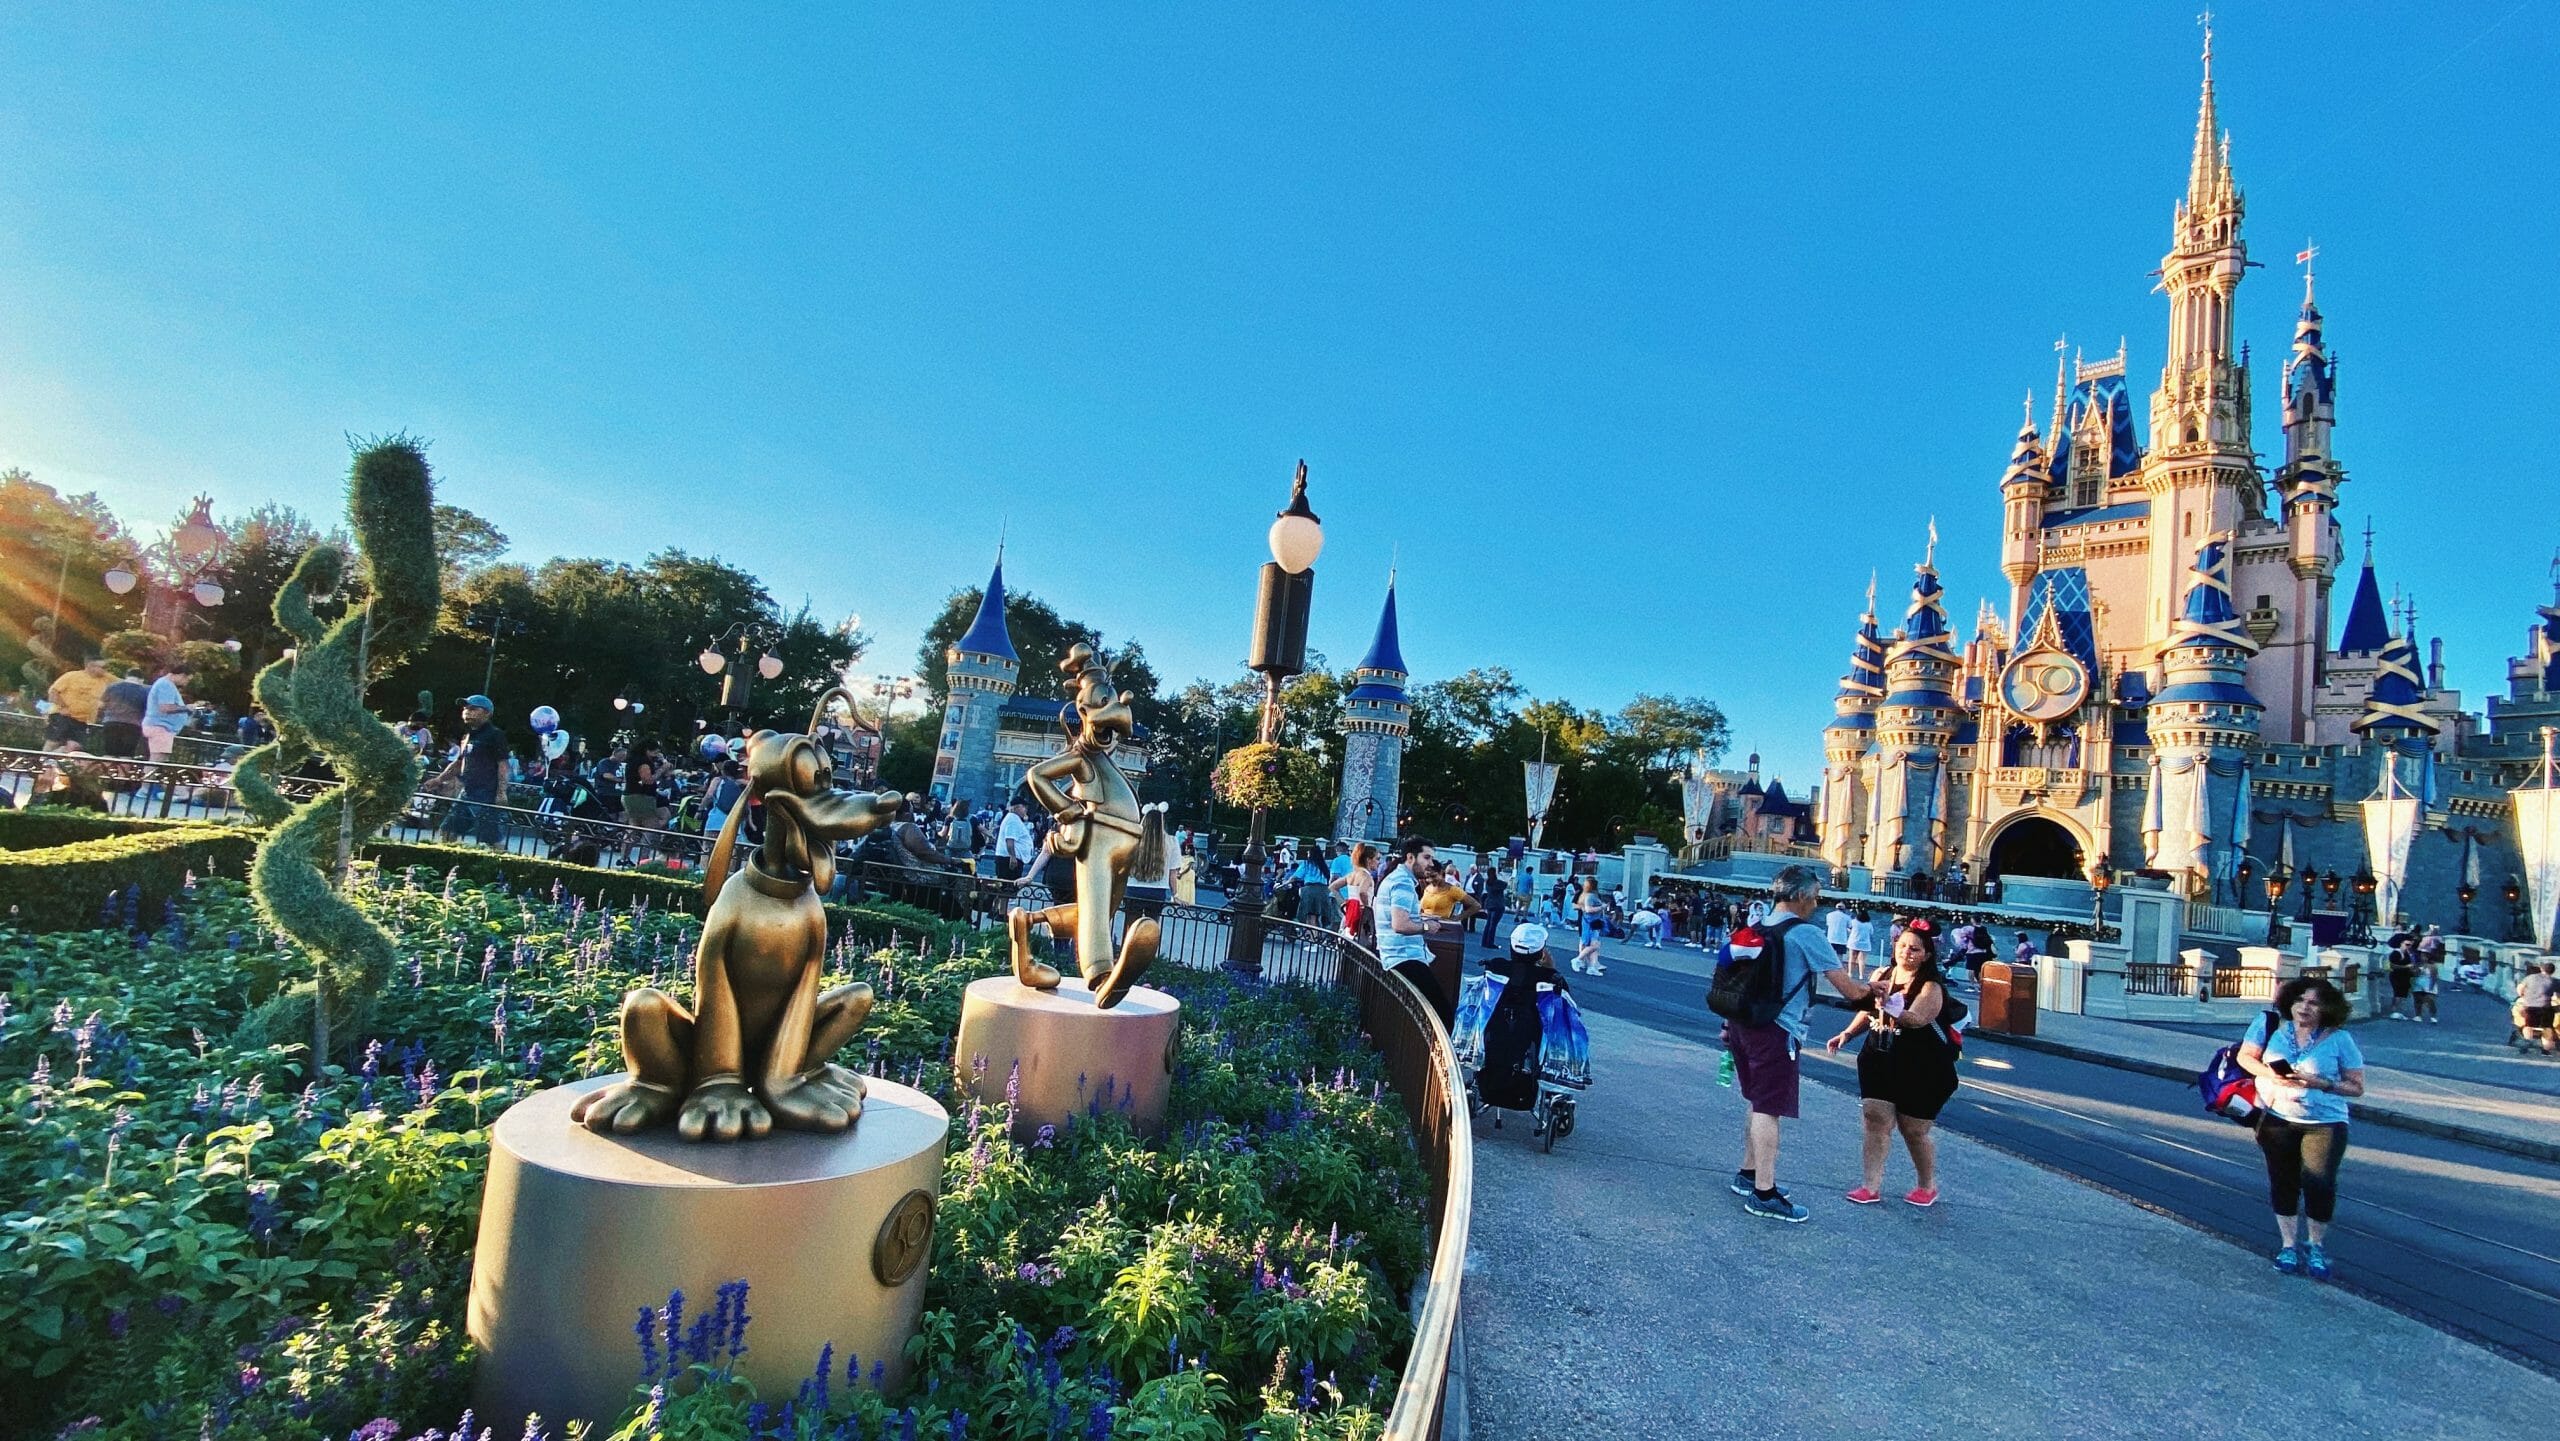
[4,4,2553,788]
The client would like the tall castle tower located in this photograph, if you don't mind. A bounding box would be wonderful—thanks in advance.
[2270,260,2345,733]
[2144,536,2262,895]
[1820,576,1887,874]
[1865,543,1961,879]
[1998,402,2053,624]
[2143,24,2261,646]
[1334,579,1411,843]
[934,552,1020,807]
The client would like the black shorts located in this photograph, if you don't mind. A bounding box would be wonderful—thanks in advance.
[2527,1005,2556,1030]
[44,712,88,744]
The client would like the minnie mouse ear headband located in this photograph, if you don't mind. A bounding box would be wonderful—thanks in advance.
[1904,917,1937,936]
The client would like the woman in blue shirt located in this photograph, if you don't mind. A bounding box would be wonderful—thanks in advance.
[2236,977,2366,1279]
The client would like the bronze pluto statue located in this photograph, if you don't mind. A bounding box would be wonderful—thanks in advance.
[1007,644,1166,1009]
[574,694,900,1142]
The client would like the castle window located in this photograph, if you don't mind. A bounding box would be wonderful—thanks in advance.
[2304,755,2319,769]
[2263,752,2279,766]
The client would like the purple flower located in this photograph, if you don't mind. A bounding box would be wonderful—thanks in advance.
[635,1307,660,1379]
[361,1039,383,1079]
[236,1363,261,1394]
[1033,1124,1055,1149]
[106,1309,128,1339]
[353,1419,403,1441]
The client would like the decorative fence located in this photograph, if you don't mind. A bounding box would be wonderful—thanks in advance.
[2126,961,2195,996]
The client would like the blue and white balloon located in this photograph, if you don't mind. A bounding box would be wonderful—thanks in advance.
[529,705,561,735]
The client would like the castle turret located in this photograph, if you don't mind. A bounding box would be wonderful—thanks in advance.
[1334,579,1411,842]
[2144,536,2263,895]
[1999,399,2054,624]
[1866,542,1962,878]
[934,552,1021,806]
[2264,258,2346,735]
[1819,579,1888,874]
[2144,25,2261,643]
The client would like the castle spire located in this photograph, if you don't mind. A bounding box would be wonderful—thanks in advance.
[2189,14,2223,211]
[955,549,1018,662]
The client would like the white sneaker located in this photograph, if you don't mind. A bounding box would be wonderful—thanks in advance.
[1588,961,1608,976]
[1570,958,1586,973]
[2427,1016,2440,1024]
[2390,1013,2408,1021]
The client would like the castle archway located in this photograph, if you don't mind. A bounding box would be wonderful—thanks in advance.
[1985,814,2085,881]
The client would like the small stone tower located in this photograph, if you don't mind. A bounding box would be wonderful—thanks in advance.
[1867,544,1962,879]
[2145,536,2263,896]
[1334,579,1411,843]
[934,553,1020,807]
[1998,401,2053,625]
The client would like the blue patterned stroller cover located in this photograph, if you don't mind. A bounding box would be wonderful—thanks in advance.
[1453,971,1592,1088]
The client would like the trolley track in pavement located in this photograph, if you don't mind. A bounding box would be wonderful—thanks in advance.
[1564,950,2560,1376]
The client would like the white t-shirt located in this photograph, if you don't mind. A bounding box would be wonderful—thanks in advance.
[1850,919,1879,955]
[995,812,1035,862]
[1826,908,1854,947]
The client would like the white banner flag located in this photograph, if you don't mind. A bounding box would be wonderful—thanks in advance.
[1524,761,1560,851]
[2514,786,2560,950]
[2362,762,2421,928]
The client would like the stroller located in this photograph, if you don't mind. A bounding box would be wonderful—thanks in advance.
[1454,933,1593,1152]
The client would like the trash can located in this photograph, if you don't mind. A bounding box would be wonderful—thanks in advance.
[1978,960,2036,1036]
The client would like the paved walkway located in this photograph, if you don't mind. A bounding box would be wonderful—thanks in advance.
[1462,1009,2560,1439]
[1530,920,2560,1162]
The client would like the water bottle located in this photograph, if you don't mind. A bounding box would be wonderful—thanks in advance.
[1716,1049,1736,1088]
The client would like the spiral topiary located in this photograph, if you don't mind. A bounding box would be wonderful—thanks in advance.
[240,438,443,1061]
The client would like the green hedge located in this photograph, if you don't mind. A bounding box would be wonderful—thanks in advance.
[0,823,258,931]
[0,810,965,947]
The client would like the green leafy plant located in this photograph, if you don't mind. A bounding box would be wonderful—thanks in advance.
[1210,742,1328,813]
[237,438,443,1060]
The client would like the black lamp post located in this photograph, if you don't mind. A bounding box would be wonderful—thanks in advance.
[2321,869,2340,908]
[699,621,782,726]
[2507,876,2528,943]
[1226,461,1323,975]
[2265,863,2291,944]
[2350,867,2376,944]
[2235,856,2255,910]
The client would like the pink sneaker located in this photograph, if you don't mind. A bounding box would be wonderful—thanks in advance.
[1904,1187,1940,1208]
[1845,1186,1882,1205]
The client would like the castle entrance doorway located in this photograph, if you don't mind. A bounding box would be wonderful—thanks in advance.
[1987,815,2083,881]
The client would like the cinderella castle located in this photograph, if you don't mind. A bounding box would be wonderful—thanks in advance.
[1817,30,2560,936]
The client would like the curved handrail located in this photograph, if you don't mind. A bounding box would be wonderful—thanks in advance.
[1332,935,1470,1441]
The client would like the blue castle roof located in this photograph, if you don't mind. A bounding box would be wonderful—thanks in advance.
[2352,629,2439,736]
[955,557,1017,662]
[1901,567,1950,644]
[2169,538,2252,651]
[2337,558,2389,655]
[2050,371,2144,492]
[1357,581,1407,677]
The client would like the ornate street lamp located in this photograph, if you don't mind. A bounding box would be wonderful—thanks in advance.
[2458,877,2479,936]
[2321,869,2340,906]
[1227,461,1323,976]
[2265,862,2291,944]
[2235,855,2255,910]
[103,496,228,639]
[2350,866,2377,944]
[700,620,781,721]
[2508,875,2528,943]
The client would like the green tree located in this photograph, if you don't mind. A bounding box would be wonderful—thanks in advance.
[0,469,135,694]
[430,503,510,587]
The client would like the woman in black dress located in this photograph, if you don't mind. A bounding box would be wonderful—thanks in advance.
[1827,918,1959,1208]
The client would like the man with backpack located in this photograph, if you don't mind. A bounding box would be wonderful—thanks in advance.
[1710,865,1877,1223]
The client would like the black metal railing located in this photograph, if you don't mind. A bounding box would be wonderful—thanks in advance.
[2210,968,2276,1000]
[2126,962,2195,996]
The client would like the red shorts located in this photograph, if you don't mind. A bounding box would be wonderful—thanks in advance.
[1724,1021,1801,1120]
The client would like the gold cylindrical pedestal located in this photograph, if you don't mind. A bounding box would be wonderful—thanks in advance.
[467,1076,949,1430]
[951,976,1181,1140]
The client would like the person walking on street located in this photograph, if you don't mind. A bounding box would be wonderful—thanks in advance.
[1723,865,1875,1223]
[137,661,196,804]
[2236,977,2365,1278]
[428,695,509,848]
[994,800,1036,882]
[2517,963,2558,1056]
[2386,934,2417,1020]
[1469,860,1510,952]
[1573,877,1608,976]
[1333,842,1378,942]
[2410,943,2441,1023]
[1828,917,1960,1207]
[43,657,110,751]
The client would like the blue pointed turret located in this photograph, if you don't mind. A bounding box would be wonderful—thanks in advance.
[1336,577,1412,841]
[2154,537,2262,711]
[1354,581,1407,682]
[2352,628,2440,737]
[1836,602,1887,705]
[955,556,1017,662]
[2337,549,2389,656]
[1999,412,2051,492]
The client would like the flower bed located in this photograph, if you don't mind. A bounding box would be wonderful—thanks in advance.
[1,872,1427,1439]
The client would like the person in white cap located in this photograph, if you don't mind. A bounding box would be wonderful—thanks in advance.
[1478,922,1566,1112]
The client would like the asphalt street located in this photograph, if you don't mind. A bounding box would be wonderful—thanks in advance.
[1561,949,2560,1375]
